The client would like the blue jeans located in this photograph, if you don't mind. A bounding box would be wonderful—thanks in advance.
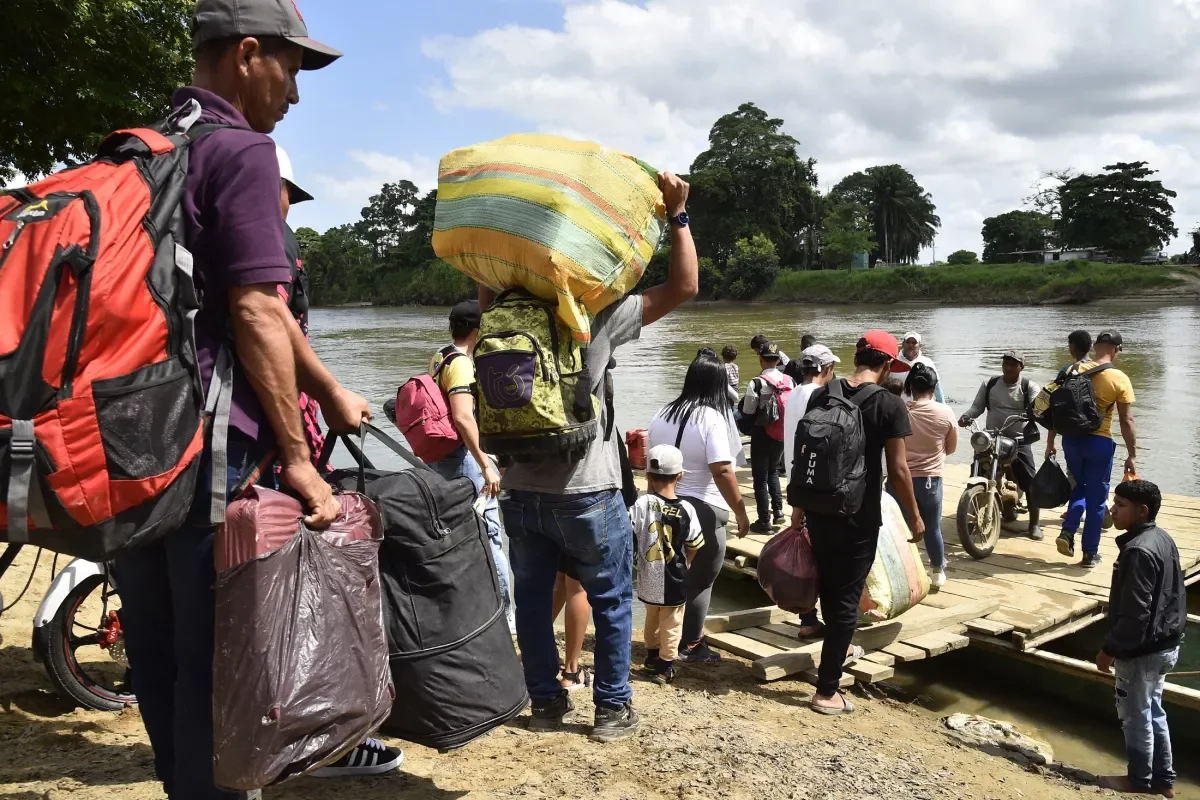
[112,434,270,800]
[1115,648,1179,789]
[500,488,633,711]
[891,476,945,569]
[1061,434,1116,556]
[431,446,513,626]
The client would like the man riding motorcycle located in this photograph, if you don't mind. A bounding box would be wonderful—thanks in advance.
[959,350,1042,540]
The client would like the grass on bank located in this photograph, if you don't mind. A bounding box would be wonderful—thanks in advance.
[761,261,1186,304]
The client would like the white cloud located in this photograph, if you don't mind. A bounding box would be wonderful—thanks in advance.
[292,151,439,232]
[421,0,1200,258]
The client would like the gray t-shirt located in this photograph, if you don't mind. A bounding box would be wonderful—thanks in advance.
[501,295,643,495]
[964,375,1041,435]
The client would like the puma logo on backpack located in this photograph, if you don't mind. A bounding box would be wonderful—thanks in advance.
[787,380,883,517]
[474,289,599,462]
[0,102,219,559]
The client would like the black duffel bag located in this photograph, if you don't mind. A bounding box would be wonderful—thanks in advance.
[1030,455,1073,509]
[319,424,528,751]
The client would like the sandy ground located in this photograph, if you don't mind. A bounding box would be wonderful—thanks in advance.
[2,548,1109,800]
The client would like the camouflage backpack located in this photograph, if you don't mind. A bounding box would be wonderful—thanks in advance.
[474,289,599,462]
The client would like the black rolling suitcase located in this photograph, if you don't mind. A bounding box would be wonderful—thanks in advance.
[320,424,528,750]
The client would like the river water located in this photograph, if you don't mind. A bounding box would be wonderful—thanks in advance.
[308,300,1200,786]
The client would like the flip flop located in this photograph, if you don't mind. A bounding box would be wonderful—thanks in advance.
[793,623,826,639]
[843,645,865,666]
[810,692,855,716]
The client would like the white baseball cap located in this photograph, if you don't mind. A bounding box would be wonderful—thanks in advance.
[903,331,922,344]
[800,344,840,369]
[647,444,686,476]
[275,144,314,204]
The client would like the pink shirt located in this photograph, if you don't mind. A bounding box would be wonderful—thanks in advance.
[904,399,958,478]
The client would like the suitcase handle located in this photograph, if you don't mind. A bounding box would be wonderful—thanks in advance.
[317,423,434,492]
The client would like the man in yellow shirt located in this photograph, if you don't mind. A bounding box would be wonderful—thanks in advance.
[1047,331,1137,568]
[428,300,511,626]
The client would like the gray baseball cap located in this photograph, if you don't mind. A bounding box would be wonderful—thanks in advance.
[193,0,343,71]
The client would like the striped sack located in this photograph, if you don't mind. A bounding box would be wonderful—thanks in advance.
[433,134,666,343]
[860,493,931,621]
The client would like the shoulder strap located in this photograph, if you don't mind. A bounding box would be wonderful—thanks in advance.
[1021,378,1032,408]
[985,376,1000,410]
[316,423,434,493]
[432,345,464,379]
[848,382,884,408]
[827,378,846,400]
[674,407,694,449]
[1079,362,1113,378]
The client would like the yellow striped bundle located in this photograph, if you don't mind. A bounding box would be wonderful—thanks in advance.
[433,134,666,342]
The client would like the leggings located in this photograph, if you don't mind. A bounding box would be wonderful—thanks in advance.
[681,500,729,645]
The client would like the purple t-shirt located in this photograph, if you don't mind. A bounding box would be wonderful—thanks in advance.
[175,87,294,444]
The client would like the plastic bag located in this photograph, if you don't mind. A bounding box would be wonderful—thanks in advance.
[212,487,392,790]
[860,493,930,621]
[757,526,819,613]
[433,133,666,343]
[1031,456,1073,509]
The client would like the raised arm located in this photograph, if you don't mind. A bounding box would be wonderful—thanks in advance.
[641,172,698,326]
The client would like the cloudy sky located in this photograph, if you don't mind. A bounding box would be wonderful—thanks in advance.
[282,0,1200,259]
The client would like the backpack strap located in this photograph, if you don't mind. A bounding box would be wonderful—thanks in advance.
[204,345,235,525]
[1022,378,1032,410]
[847,382,885,408]
[985,375,1000,410]
[674,407,694,449]
[4,419,50,542]
[1078,363,1113,378]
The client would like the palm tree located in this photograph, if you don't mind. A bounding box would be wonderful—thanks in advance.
[831,165,940,265]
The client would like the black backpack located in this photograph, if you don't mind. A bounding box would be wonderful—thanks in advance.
[1046,363,1112,436]
[320,425,528,751]
[787,380,883,517]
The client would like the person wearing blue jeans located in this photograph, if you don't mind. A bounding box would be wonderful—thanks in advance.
[432,444,513,628]
[1096,479,1187,795]
[483,170,698,743]
[1060,433,1116,559]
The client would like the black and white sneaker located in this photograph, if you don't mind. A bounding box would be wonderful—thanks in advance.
[312,738,404,778]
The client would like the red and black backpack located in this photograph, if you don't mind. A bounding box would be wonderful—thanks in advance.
[0,102,222,560]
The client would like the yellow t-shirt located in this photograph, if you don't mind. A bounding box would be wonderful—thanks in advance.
[429,347,475,396]
[1073,360,1135,438]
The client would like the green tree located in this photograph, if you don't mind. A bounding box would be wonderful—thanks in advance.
[723,234,780,300]
[294,226,322,256]
[686,103,818,267]
[830,165,940,265]
[1056,162,1177,261]
[981,210,1054,263]
[304,224,374,306]
[946,249,978,265]
[0,0,193,183]
[821,202,875,269]
[357,180,422,260]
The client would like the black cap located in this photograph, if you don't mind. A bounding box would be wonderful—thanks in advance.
[449,300,481,331]
[759,341,781,359]
[193,0,343,71]
[1095,330,1123,347]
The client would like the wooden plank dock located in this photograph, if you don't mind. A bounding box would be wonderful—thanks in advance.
[685,460,1200,706]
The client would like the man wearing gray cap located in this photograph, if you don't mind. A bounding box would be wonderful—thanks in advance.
[109,4,399,798]
[959,350,1042,540]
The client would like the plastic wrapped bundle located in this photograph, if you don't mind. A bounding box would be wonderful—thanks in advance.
[212,487,391,790]
[433,134,666,343]
[860,493,931,621]
[757,526,819,613]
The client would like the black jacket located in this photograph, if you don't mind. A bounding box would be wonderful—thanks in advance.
[1103,522,1188,659]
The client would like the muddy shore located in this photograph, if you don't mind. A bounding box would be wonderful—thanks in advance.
[2,548,1109,800]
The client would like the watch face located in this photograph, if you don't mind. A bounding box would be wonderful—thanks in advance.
[674,211,690,226]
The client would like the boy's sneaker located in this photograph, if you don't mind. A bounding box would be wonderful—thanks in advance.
[312,738,404,777]
[679,639,722,664]
[528,690,574,732]
[642,648,660,670]
[1056,533,1075,558]
[1081,552,1104,569]
[590,702,640,743]
[749,519,772,534]
[651,660,676,686]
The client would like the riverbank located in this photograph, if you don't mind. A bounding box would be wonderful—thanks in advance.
[0,549,1097,800]
[762,261,1198,305]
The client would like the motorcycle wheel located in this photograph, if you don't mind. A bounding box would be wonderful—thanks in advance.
[38,574,136,711]
[957,485,1001,559]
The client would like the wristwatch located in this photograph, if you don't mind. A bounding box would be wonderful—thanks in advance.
[670,211,689,228]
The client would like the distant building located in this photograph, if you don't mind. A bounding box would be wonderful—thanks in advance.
[996,247,1114,263]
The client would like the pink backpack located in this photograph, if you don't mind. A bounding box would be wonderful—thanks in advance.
[760,375,793,442]
[394,348,465,463]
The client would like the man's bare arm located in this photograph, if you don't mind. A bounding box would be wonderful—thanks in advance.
[1117,401,1137,474]
[641,172,698,326]
[448,392,500,496]
[885,437,925,541]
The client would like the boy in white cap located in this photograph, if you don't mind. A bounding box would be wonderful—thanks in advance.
[632,445,705,685]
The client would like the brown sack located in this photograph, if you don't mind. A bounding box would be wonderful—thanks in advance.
[213,487,391,790]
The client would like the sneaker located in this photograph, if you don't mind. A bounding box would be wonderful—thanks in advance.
[772,513,787,527]
[1056,533,1075,558]
[1152,783,1176,799]
[1081,552,1104,569]
[651,659,676,686]
[312,738,404,778]
[930,569,947,588]
[642,648,660,670]
[590,703,641,743]
[749,519,772,534]
[1028,525,1044,541]
[528,690,574,732]
[679,639,722,664]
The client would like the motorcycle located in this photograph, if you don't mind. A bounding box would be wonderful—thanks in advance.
[1,543,134,710]
[956,414,1031,559]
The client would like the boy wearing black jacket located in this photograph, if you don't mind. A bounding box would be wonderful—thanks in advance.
[1095,480,1187,797]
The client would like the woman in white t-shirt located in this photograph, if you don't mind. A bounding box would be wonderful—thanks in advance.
[648,352,750,663]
